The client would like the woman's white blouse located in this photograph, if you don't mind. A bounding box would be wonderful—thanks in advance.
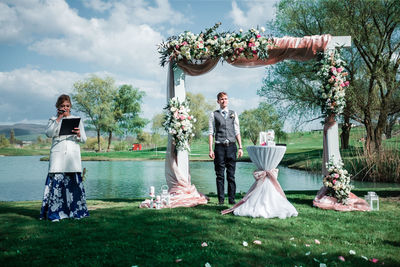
[46,115,87,173]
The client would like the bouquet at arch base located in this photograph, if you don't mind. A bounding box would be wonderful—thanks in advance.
[323,157,353,204]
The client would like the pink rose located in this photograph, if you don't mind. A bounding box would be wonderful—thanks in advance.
[334,173,339,178]
[337,67,343,73]
[331,75,336,80]
[188,116,191,120]
[370,258,378,263]
[340,83,345,87]
[214,36,218,39]
[344,81,350,86]
[256,34,261,38]
[252,50,257,54]
[331,67,337,72]
[332,179,336,184]
[182,41,188,46]
[175,45,180,49]
[179,115,185,120]
[338,256,345,262]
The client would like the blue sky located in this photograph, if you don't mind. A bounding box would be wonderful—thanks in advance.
[0,0,287,129]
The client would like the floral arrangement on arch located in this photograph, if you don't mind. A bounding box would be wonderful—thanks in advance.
[163,97,196,152]
[317,49,349,116]
[323,157,353,203]
[158,23,275,67]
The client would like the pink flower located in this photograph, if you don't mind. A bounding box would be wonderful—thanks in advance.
[256,34,261,38]
[344,81,350,86]
[314,239,320,244]
[179,115,185,120]
[331,67,337,72]
[340,83,345,87]
[331,75,336,80]
[175,45,180,49]
[338,256,345,262]
[252,50,257,54]
[248,43,254,47]
[175,259,182,263]
[334,173,339,178]
[253,240,262,245]
[337,67,343,73]
[182,41,188,46]
[188,116,192,120]
[201,242,208,247]
[332,179,337,184]
[214,35,218,39]
[370,258,379,263]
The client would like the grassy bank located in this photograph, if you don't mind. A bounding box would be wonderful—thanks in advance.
[1,190,399,266]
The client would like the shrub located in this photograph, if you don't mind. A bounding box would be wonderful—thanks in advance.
[114,141,129,151]
[84,137,107,151]
[0,134,10,147]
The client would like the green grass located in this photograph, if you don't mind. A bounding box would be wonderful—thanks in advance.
[1,189,399,266]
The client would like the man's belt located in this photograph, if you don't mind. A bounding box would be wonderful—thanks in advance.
[216,140,235,146]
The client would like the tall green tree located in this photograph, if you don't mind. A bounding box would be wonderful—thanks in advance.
[186,92,214,139]
[239,103,286,145]
[104,84,148,151]
[261,0,400,152]
[151,113,165,135]
[72,75,116,152]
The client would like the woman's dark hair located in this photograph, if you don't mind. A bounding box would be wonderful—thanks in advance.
[55,94,72,108]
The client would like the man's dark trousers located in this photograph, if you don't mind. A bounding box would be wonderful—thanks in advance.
[214,143,237,204]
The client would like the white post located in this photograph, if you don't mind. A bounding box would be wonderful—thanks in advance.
[167,66,189,182]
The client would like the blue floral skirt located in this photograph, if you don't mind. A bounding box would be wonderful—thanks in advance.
[40,173,89,221]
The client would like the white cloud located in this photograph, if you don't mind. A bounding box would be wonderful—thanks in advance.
[83,0,113,12]
[229,0,278,29]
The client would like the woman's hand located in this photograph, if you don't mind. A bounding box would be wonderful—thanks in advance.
[56,109,66,122]
[72,127,81,137]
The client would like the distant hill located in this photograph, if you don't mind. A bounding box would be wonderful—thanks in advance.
[0,123,46,138]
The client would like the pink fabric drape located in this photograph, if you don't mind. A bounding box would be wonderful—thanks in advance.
[221,169,283,215]
[313,187,370,212]
[165,143,208,208]
[177,58,219,76]
[176,35,332,75]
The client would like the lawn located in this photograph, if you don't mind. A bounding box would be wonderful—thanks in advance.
[1,189,399,266]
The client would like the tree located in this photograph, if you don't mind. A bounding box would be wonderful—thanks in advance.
[239,103,285,145]
[72,75,116,152]
[0,134,10,147]
[9,129,15,144]
[261,0,400,153]
[151,113,165,134]
[104,84,148,151]
[186,92,214,139]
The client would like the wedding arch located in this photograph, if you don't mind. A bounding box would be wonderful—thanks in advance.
[156,24,361,210]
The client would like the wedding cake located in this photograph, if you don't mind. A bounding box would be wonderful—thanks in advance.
[259,130,275,146]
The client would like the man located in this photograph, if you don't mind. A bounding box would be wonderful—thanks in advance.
[208,92,243,205]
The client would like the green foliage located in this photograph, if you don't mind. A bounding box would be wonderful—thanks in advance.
[151,113,165,134]
[136,131,152,145]
[72,75,116,151]
[1,192,400,266]
[239,103,285,145]
[0,134,10,147]
[113,84,148,136]
[113,140,129,151]
[84,137,107,151]
[186,92,215,139]
[9,129,15,144]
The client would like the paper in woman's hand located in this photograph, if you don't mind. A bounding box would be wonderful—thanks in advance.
[59,118,81,136]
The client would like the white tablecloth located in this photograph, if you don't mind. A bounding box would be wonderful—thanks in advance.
[247,145,286,170]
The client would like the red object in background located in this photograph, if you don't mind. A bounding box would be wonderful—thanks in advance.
[132,144,142,151]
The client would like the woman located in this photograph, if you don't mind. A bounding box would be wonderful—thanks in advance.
[40,94,89,221]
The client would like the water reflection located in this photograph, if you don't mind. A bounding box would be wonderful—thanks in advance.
[0,156,398,201]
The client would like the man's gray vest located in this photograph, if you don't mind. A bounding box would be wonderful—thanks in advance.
[214,110,236,143]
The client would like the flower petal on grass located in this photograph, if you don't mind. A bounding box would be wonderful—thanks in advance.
[349,250,356,255]
[201,242,208,247]
[338,256,345,262]
[253,240,262,245]
[305,251,311,256]
[370,258,379,263]
[242,241,248,247]
[314,239,321,244]
[205,262,211,267]
[361,256,368,261]
[321,252,327,255]
[320,264,327,267]
[175,259,183,263]
[305,244,310,247]
[290,237,295,241]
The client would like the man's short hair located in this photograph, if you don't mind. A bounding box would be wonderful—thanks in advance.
[217,92,228,100]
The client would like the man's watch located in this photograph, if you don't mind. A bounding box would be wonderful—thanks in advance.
[239,147,243,150]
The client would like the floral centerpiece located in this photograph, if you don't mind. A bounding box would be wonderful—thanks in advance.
[323,157,353,203]
[163,97,196,151]
[158,23,275,66]
[317,49,349,116]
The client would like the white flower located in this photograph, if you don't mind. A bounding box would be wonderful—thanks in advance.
[260,27,266,32]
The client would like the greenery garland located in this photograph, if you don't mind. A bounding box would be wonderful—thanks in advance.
[158,23,275,67]
[163,97,196,152]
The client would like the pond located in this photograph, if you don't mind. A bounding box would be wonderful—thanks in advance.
[0,156,398,201]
